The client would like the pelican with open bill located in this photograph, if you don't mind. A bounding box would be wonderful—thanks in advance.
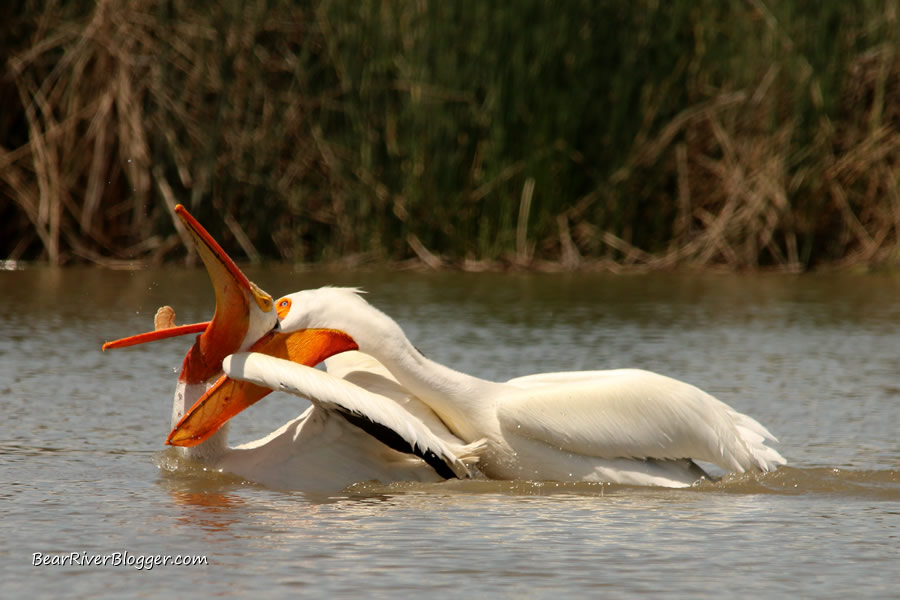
[102,204,478,490]
[168,287,786,488]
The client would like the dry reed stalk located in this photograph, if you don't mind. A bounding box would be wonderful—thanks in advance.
[154,166,195,266]
[20,83,62,265]
[80,92,113,234]
[557,214,580,269]
[611,91,747,184]
[674,143,691,244]
[407,233,443,269]
[223,213,261,264]
[829,182,881,264]
[516,177,535,264]
[600,231,652,265]
[887,169,900,250]
[826,126,897,186]
[470,159,528,203]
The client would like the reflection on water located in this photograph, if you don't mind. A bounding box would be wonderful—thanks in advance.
[1,267,898,598]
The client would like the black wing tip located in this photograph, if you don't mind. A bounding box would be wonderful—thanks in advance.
[336,408,459,480]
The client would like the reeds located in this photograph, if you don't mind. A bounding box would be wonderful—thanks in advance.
[1,0,898,270]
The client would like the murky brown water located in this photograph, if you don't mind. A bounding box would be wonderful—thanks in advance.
[2,266,898,598]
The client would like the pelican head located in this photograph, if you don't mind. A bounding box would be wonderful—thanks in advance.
[164,289,374,447]
[103,205,277,456]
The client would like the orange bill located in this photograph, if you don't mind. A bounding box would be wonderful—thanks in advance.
[173,204,274,384]
[101,204,275,386]
[166,328,358,446]
[102,321,210,351]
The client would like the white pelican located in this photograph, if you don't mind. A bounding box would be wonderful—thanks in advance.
[103,205,477,491]
[169,288,787,488]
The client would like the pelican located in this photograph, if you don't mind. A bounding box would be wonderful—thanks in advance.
[170,288,787,488]
[103,205,477,491]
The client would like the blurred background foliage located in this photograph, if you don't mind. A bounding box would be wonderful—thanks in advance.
[1,0,898,270]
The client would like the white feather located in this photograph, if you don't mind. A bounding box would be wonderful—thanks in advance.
[497,369,785,475]
[224,352,473,479]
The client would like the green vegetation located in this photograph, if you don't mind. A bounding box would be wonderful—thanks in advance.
[2,0,898,270]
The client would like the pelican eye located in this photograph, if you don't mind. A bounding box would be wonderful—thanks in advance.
[276,297,292,320]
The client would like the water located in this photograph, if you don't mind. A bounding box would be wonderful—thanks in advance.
[1,267,898,598]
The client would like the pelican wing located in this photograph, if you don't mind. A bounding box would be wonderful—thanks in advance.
[497,369,785,473]
[223,353,472,479]
[325,351,470,449]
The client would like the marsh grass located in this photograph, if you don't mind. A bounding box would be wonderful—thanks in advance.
[1,0,898,270]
